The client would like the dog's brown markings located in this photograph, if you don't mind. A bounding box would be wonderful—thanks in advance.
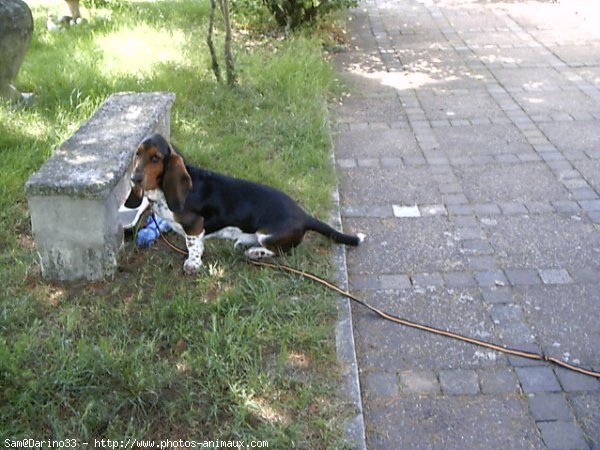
[135,144,165,191]
[162,151,192,213]
[260,228,304,254]
[175,211,205,236]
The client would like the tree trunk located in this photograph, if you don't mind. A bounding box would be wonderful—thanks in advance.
[206,0,221,83]
[218,0,235,86]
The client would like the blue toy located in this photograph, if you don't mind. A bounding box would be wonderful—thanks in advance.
[136,215,172,247]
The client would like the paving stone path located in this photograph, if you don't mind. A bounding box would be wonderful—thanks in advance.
[332,0,600,448]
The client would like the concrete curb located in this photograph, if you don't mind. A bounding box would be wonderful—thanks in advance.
[330,150,367,450]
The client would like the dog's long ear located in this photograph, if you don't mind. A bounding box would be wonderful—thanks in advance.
[163,150,192,212]
[124,186,144,208]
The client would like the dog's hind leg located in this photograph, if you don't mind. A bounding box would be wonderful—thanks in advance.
[205,226,259,248]
[245,246,275,260]
[244,228,304,260]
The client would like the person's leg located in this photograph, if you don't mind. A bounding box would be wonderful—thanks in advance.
[64,0,81,19]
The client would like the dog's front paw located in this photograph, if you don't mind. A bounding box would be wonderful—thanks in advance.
[183,257,203,275]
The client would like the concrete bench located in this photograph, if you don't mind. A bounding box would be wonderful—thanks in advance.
[25,92,176,280]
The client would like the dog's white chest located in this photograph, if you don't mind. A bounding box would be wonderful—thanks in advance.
[146,189,185,235]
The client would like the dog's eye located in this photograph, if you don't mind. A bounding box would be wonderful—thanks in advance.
[151,156,159,163]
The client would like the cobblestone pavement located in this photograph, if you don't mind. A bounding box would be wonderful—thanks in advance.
[332,0,600,448]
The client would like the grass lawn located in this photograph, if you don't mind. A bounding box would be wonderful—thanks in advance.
[0,0,354,446]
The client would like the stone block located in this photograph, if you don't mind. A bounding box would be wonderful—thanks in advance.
[25,92,176,280]
[554,367,600,392]
[536,421,588,450]
[399,370,440,395]
[528,393,574,421]
[443,271,476,288]
[474,270,508,287]
[379,274,411,290]
[457,227,485,241]
[420,204,447,217]
[578,199,600,212]
[515,366,562,393]
[498,201,528,215]
[551,200,580,214]
[363,371,398,399]
[505,343,545,367]
[570,268,600,284]
[439,369,480,395]
[447,204,473,216]
[478,368,519,394]
[482,287,513,304]
[539,268,573,285]
[505,268,541,286]
[411,273,444,289]
[461,239,494,255]
[393,205,420,218]
[469,255,498,271]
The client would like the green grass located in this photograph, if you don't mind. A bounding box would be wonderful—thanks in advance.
[0,0,352,446]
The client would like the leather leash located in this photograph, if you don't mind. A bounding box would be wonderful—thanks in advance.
[249,260,600,379]
[151,216,600,379]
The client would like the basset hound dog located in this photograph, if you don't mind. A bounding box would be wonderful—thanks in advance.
[125,134,365,274]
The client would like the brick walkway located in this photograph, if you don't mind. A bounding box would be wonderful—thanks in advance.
[332,0,600,448]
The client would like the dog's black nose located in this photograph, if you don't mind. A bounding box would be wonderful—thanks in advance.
[131,173,143,185]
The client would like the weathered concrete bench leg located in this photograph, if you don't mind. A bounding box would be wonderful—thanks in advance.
[25,92,176,280]
[26,180,131,281]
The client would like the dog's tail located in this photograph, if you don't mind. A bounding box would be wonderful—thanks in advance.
[306,216,366,246]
